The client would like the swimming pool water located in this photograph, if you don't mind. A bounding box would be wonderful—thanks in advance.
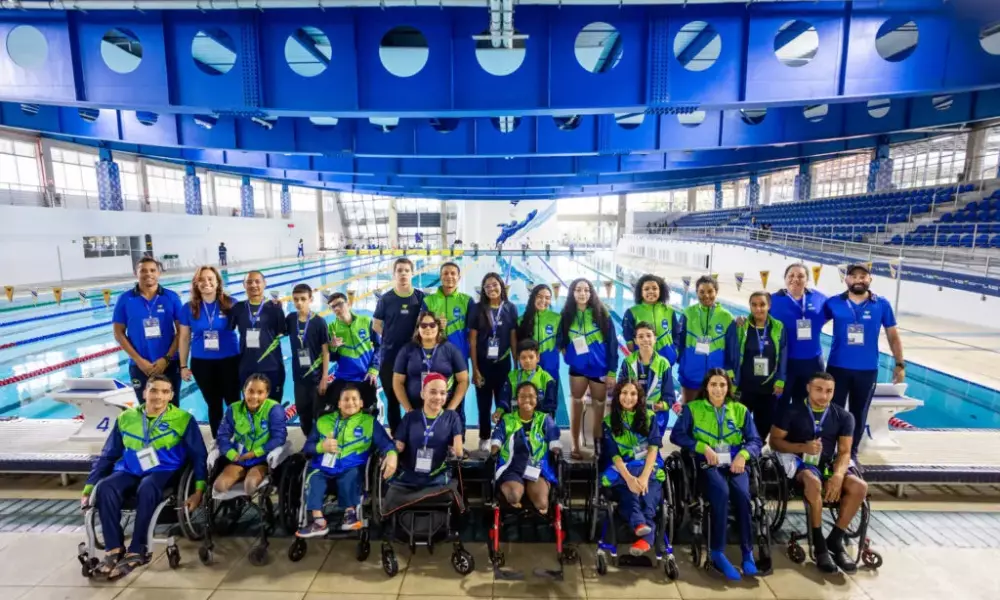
[1,253,997,430]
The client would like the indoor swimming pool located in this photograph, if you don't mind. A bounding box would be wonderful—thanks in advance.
[1,252,998,430]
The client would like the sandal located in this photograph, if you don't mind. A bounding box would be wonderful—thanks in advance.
[107,552,147,582]
[570,449,584,461]
[93,551,123,579]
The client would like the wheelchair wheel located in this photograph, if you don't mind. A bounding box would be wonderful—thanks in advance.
[828,501,866,540]
[787,542,806,564]
[198,546,213,566]
[288,538,307,563]
[861,547,883,570]
[178,467,207,541]
[381,545,399,577]
[85,507,106,551]
[356,529,371,562]
[757,455,788,535]
[166,545,181,569]
[248,545,268,567]
[277,455,305,534]
[451,548,475,575]
[595,550,608,576]
[664,555,679,580]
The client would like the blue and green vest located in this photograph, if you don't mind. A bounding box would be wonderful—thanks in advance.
[679,303,735,386]
[494,411,556,483]
[627,303,679,365]
[600,410,665,487]
[328,313,378,382]
[621,352,671,408]
[308,411,382,476]
[423,288,473,360]
[685,398,753,461]
[115,404,194,476]
[522,309,561,381]
[563,307,613,379]
[736,315,785,387]
[506,368,553,405]
[225,398,280,466]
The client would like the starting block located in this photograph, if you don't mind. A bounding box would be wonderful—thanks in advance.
[50,379,137,441]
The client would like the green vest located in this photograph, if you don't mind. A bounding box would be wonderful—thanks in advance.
[736,315,785,385]
[627,303,677,356]
[497,411,548,468]
[423,288,472,341]
[683,303,734,350]
[230,398,279,456]
[622,352,670,406]
[310,410,377,473]
[118,404,191,452]
[506,368,553,398]
[328,313,378,379]
[522,309,560,356]
[686,398,751,455]
[600,410,665,486]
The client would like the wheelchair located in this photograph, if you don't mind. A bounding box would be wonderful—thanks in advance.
[78,465,205,577]
[374,457,475,578]
[282,451,380,563]
[670,449,780,576]
[586,440,679,581]
[776,455,883,571]
[197,442,294,567]
[483,450,577,581]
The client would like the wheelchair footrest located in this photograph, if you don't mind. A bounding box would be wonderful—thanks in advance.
[617,554,656,568]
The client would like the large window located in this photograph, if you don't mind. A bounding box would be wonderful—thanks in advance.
[145,164,185,204]
[214,176,243,215]
[695,187,715,211]
[339,192,391,246]
[0,138,40,191]
[890,134,967,190]
[763,168,797,204]
[557,196,601,215]
[811,154,870,198]
[626,190,688,212]
[119,161,141,201]
[51,147,98,195]
[273,184,317,213]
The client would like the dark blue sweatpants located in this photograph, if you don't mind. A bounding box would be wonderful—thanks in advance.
[95,470,175,554]
[784,355,825,405]
[611,474,662,546]
[827,365,878,454]
[701,467,753,554]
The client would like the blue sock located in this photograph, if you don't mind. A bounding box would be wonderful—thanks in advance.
[710,550,742,581]
[742,550,758,577]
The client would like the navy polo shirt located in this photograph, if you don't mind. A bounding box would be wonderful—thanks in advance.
[770,289,827,360]
[393,341,468,401]
[775,400,854,464]
[229,300,287,375]
[822,292,896,371]
[469,301,519,363]
[179,301,239,360]
[393,408,463,487]
[112,285,184,365]
[286,313,330,384]
[373,288,425,369]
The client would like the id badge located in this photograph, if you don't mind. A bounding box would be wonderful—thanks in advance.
[847,323,864,346]
[796,319,812,341]
[695,336,711,355]
[487,337,500,359]
[416,448,433,473]
[524,464,541,481]
[297,348,311,368]
[803,452,821,466]
[321,452,337,469]
[753,357,769,376]
[572,336,589,355]
[137,447,160,472]
[714,444,731,467]
[203,330,220,351]
[246,328,261,349]
[143,318,161,339]
[634,442,649,460]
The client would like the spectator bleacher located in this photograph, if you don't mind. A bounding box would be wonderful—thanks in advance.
[890,188,1000,249]
[669,207,742,229]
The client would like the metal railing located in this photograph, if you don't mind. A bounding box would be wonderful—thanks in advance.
[623,228,996,278]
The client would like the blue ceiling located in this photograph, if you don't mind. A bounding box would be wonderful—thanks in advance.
[1,0,999,199]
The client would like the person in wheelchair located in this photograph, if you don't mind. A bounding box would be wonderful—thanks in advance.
[769,371,866,574]
[617,321,678,435]
[493,340,557,422]
[489,380,561,513]
[213,373,288,497]
[80,374,207,580]
[391,372,464,488]
[600,380,666,557]
[297,383,398,537]
[670,368,763,581]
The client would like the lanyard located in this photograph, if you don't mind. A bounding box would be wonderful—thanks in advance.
[797,292,809,318]
[246,405,258,442]
[517,369,536,385]
[702,305,714,336]
[421,411,441,448]
[575,309,587,334]
[490,305,501,337]
[754,324,767,357]
[636,358,649,381]
[142,293,160,318]
[422,345,439,372]
[248,301,265,328]
[715,405,727,441]
[848,297,870,324]
[142,408,167,447]
[297,313,311,344]
[203,301,217,328]
[807,400,831,435]
[332,414,343,444]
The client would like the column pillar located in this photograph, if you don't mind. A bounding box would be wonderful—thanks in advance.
[793,161,812,202]
[747,173,760,208]
[963,124,987,182]
[280,183,292,218]
[240,176,254,217]
[96,148,123,211]
[315,189,325,248]
[713,181,723,210]
[867,137,894,193]
[760,175,771,206]
[263,183,274,219]
[687,187,697,212]
[388,197,399,247]
[617,193,627,241]
[183,164,202,215]
[203,171,217,215]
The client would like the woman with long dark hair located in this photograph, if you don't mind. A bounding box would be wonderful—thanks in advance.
[469,272,519,451]
[769,263,828,403]
[558,278,618,459]
[622,274,682,367]
[517,284,561,384]
[178,265,241,437]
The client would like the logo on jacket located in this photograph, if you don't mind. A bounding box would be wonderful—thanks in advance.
[715,324,724,335]
[260,421,269,432]
[158,422,170,432]
[358,328,368,340]
[354,426,364,438]
[661,319,669,330]
[545,324,554,335]
[453,307,462,318]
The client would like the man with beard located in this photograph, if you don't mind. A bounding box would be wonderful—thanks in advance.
[821,264,904,454]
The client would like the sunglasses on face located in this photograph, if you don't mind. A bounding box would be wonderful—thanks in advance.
[419,322,438,329]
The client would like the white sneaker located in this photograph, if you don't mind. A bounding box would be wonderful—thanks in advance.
[479,440,490,452]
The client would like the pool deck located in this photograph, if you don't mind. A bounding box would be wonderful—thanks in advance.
[613,254,1000,394]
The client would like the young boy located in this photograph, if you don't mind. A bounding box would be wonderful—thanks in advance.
[326,292,381,414]
[618,321,678,434]
[493,339,557,419]
[286,284,330,436]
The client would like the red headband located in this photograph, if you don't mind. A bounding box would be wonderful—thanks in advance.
[422,372,447,387]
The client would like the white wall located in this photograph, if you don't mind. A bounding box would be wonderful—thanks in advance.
[1,204,319,286]
[457,200,556,246]
[619,236,997,328]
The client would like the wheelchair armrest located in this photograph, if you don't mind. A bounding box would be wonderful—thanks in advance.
[206,447,221,471]
[266,442,294,470]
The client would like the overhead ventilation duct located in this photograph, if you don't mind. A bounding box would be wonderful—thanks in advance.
[0,0,816,10]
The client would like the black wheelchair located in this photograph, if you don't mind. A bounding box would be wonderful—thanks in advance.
[776,455,883,571]
[586,440,679,581]
[483,450,577,580]
[670,450,786,576]
[373,457,475,578]
[196,443,294,567]
[282,451,380,563]
[78,465,205,577]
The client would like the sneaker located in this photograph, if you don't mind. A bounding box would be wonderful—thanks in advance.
[341,510,363,531]
[629,539,651,556]
[634,524,652,538]
[741,552,758,577]
[296,520,329,539]
[830,549,857,574]
[815,550,839,574]
[479,440,491,452]
[710,551,742,581]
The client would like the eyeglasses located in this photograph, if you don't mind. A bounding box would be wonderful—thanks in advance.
[419,322,438,329]
[330,301,346,310]
[484,283,501,290]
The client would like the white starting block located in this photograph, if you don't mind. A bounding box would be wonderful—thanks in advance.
[50,378,137,441]
[862,383,923,450]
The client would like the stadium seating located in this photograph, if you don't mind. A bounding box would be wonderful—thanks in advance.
[888,188,1000,248]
